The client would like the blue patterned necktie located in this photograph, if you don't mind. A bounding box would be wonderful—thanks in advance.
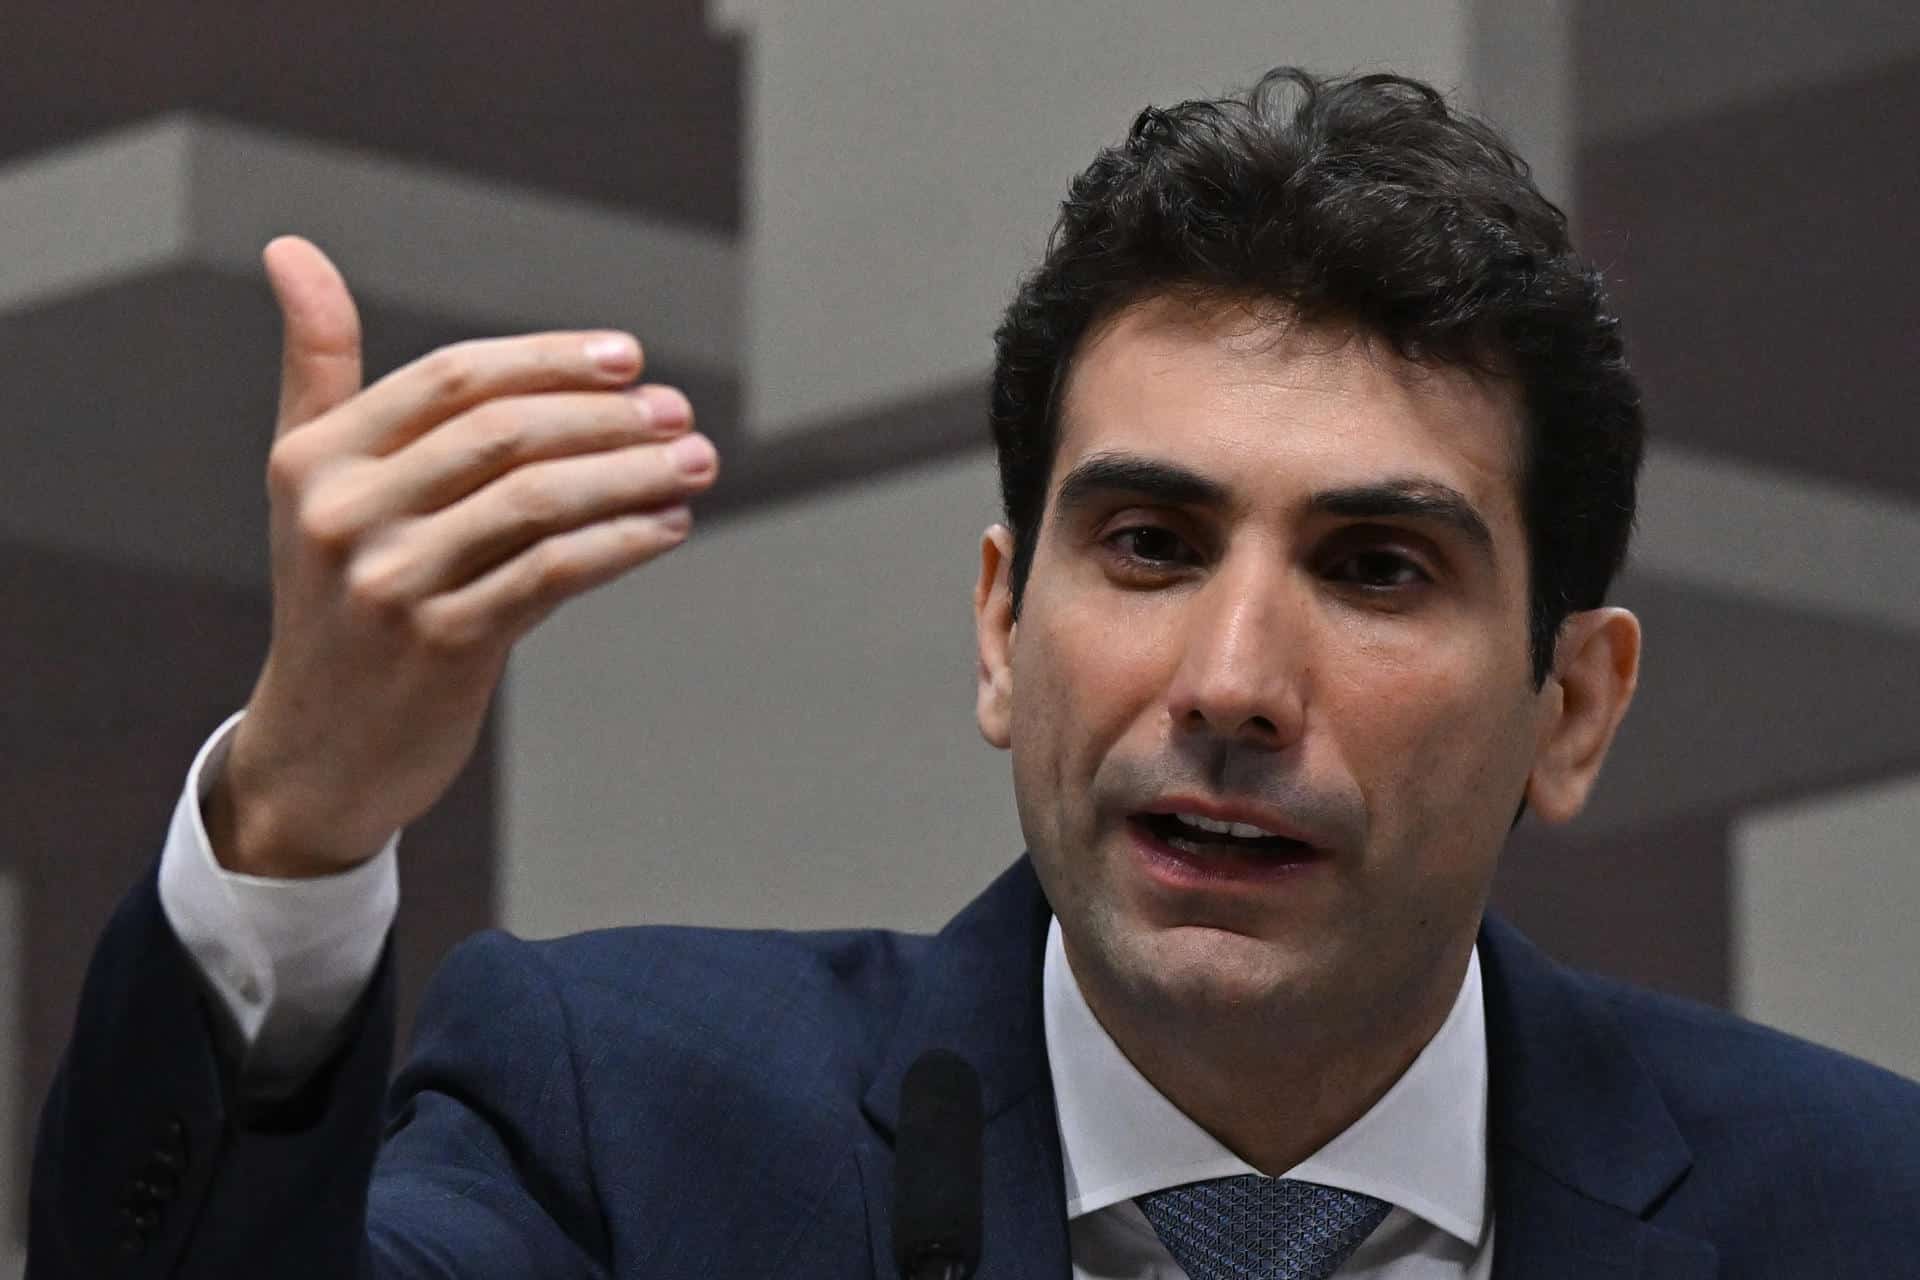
[1135,1175,1392,1280]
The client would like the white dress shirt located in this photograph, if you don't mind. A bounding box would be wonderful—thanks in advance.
[157,712,400,1093]
[1045,919,1494,1279]
[159,715,1493,1274]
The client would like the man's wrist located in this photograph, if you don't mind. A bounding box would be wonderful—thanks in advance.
[203,729,385,879]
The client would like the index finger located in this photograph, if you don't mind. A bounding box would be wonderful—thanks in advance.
[300,330,645,459]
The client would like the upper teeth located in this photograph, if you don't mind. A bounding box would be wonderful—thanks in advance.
[1175,813,1281,840]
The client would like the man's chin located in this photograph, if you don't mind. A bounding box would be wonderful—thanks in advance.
[1104,920,1337,1023]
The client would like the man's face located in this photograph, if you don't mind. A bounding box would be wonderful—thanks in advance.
[978,296,1559,1048]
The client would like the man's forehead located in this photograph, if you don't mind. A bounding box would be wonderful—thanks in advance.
[1052,295,1528,523]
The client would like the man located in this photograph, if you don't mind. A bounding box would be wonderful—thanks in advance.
[31,67,1920,1279]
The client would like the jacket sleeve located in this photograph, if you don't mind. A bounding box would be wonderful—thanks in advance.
[29,863,612,1279]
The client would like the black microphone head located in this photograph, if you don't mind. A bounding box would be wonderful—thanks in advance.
[892,1048,983,1279]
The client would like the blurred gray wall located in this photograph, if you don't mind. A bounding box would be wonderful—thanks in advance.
[5,1,1919,1264]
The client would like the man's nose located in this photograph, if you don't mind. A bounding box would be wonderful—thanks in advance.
[1164,563,1309,750]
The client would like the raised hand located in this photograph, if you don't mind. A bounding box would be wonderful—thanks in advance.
[204,236,717,878]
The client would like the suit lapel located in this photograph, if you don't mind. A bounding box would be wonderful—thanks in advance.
[1491,1154,1717,1280]
[1479,916,1718,1280]
[858,858,1072,1280]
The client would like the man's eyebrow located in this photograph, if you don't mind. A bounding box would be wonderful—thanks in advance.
[1308,479,1495,556]
[1051,457,1497,558]
[1052,453,1229,513]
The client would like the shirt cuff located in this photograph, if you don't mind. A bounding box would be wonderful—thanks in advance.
[156,709,400,1088]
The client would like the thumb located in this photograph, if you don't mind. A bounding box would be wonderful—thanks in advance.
[263,235,363,437]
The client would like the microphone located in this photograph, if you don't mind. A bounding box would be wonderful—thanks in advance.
[892,1049,983,1280]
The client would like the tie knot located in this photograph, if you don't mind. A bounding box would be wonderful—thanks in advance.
[1136,1174,1391,1280]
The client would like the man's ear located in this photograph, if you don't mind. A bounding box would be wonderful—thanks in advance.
[1525,607,1641,823]
[974,524,1017,749]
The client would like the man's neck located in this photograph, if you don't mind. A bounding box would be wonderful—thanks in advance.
[1065,938,1474,1175]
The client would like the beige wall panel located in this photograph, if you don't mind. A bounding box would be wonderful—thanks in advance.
[1470,0,1574,205]
[501,452,1023,937]
[1733,773,1920,1080]
[730,0,1477,437]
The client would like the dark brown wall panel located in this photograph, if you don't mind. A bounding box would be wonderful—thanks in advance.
[1579,55,1920,504]
[3,538,494,1236]
[1492,810,1730,1007]
[2,0,742,231]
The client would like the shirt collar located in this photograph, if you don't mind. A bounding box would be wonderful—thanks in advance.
[1043,916,1489,1248]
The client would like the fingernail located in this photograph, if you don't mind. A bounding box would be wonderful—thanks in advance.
[635,384,692,429]
[669,434,716,475]
[657,505,693,533]
[587,333,639,372]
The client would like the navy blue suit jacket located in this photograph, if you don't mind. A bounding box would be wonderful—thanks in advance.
[31,855,1920,1277]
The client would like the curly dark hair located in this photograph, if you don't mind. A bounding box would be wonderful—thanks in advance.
[989,67,1643,685]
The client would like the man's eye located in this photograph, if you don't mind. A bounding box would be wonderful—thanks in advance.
[1328,549,1428,589]
[1107,526,1198,566]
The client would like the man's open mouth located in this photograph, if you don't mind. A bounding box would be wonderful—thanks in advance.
[1133,812,1316,858]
